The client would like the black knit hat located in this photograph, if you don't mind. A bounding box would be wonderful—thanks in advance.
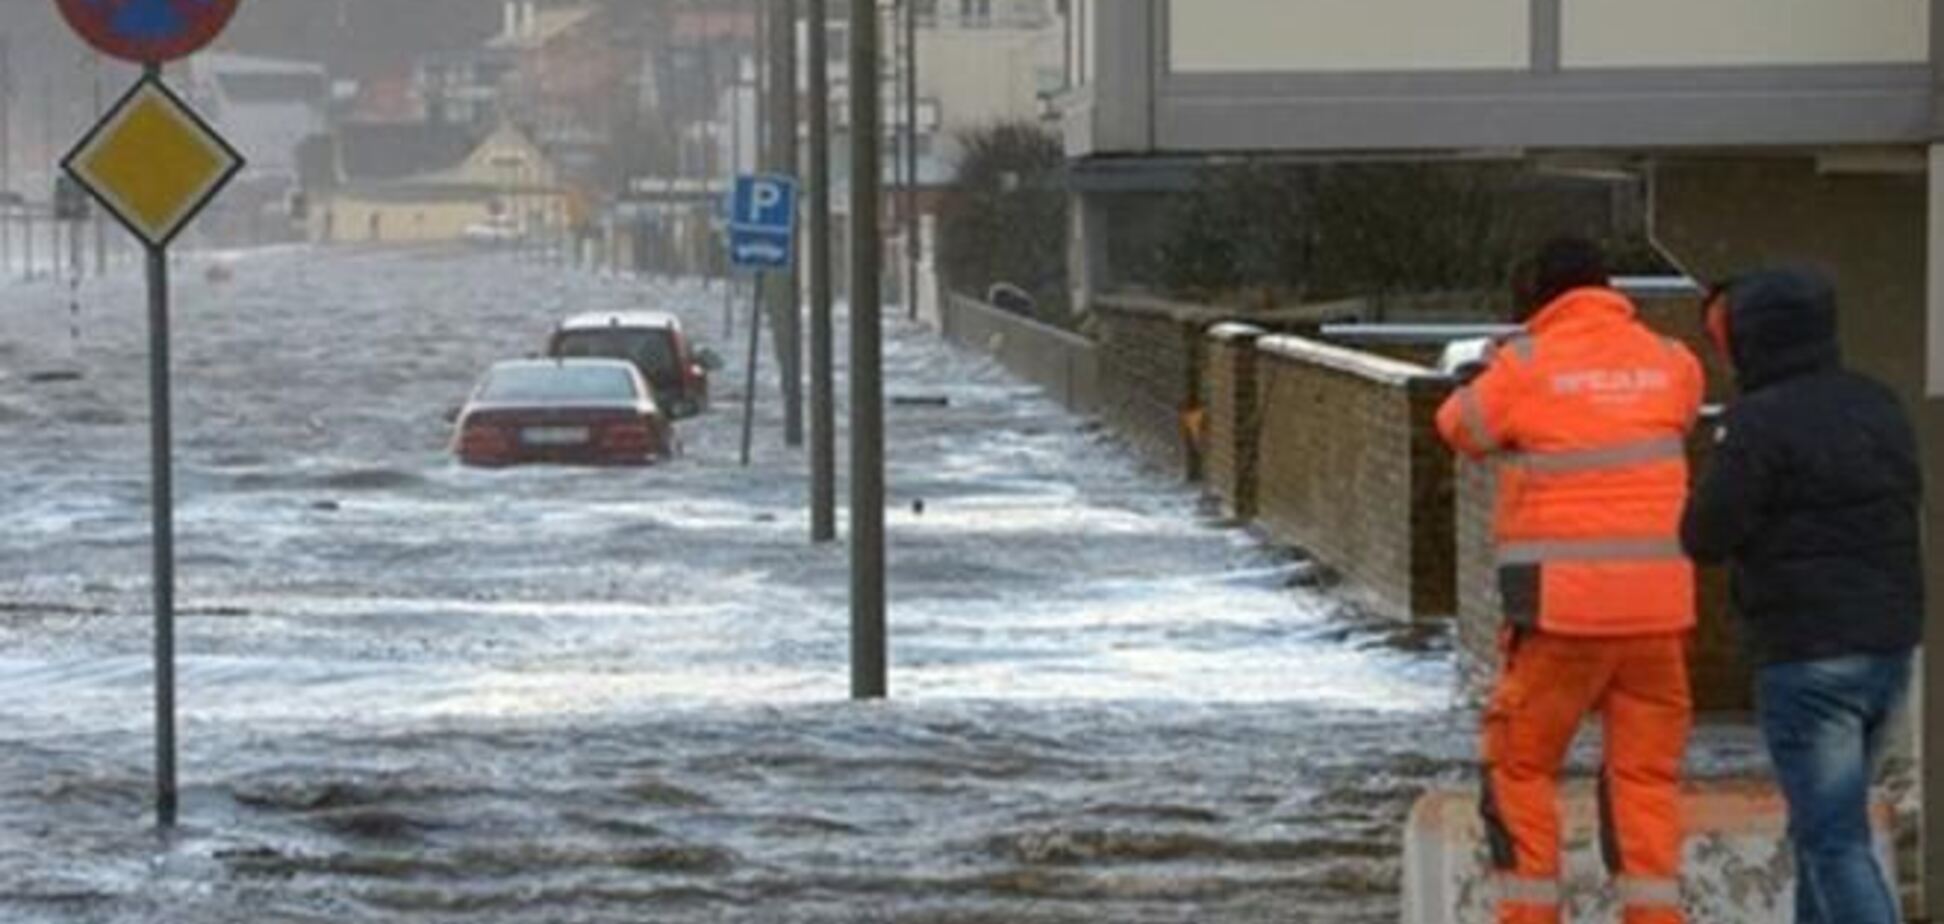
[1514,236,1609,319]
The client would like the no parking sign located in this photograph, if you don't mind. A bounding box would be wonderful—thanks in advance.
[54,0,243,64]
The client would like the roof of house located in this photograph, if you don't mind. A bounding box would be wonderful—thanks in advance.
[487,5,601,50]
[336,122,482,183]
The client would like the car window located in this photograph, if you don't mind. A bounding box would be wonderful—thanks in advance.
[480,364,639,403]
[552,329,680,379]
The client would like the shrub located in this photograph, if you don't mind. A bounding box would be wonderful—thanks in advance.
[938,122,1069,321]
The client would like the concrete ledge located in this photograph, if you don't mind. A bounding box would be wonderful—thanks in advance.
[1094,293,1232,323]
[1259,334,1442,387]
[1208,322,1267,342]
[1405,781,1896,923]
[946,294,1095,351]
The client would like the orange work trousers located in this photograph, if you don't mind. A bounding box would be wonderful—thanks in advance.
[1480,631,1691,924]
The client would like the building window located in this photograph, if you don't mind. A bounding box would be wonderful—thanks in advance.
[959,0,990,26]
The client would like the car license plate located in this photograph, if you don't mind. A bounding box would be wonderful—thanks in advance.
[522,426,589,446]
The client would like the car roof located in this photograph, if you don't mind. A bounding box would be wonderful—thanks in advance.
[557,311,682,332]
[488,357,639,375]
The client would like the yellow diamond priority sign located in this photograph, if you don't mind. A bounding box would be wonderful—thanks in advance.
[64,75,243,249]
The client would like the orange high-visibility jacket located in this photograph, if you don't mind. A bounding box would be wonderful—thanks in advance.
[1438,287,1705,637]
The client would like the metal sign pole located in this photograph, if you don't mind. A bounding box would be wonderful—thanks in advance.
[740,272,766,468]
[147,231,176,829]
[56,0,247,836]
[137,62,180,832]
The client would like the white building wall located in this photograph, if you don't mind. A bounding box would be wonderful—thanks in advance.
[1169,0,1529,73]
[921,26,1062,134]
[1565,0,1928,68]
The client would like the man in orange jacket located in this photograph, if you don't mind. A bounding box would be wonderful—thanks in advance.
[1437,238,1705,924]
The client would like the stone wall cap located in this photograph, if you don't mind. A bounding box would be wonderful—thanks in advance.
[1208,322,1267,342]
[1094,293,1233,323]
[1259,334,1441,387]
[948,291,1096,351]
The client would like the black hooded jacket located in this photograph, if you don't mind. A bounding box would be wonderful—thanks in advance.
[1680,269,1924,665]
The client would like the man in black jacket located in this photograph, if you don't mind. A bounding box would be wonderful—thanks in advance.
[1681,267,1923,924]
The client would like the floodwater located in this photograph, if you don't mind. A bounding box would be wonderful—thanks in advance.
[0,248,1745,923]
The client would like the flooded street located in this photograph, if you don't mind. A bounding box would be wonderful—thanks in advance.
[0,248,1624,922]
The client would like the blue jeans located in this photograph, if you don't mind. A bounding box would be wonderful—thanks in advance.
[1757,652,1913,924]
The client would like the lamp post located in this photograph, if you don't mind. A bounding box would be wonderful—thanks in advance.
[806,0,835,543]
[849,0,887,700]
[903,0,918,320]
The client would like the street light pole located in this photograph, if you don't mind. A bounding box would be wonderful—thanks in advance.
[91,52,105,277]
[849,0,887,699]
[767,0,804,449]
[723,3,744,341]
[0,35,13,278]
[806,0,835,543]
[903,0,919,321]
[44,79,59,277]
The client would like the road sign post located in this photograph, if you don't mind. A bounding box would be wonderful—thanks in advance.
[728,173,799,469]
[740,274,765,468]
[55,0,245,831]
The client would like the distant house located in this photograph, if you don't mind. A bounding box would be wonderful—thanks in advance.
[311,122,566,245]
[494,1,624,182]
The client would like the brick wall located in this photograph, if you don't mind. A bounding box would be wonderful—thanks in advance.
[1251,336,1456,621]
[1452,295,1752,711]
[1203,324,1265,519]
[1092,296,1228,478]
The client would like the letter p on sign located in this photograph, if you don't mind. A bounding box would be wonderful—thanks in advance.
[732,174,798,233]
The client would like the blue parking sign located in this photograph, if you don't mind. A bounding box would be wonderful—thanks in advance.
[728,174,798,270]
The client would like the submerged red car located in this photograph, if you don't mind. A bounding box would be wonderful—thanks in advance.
[453,359,675,467]
[546,312,720,420]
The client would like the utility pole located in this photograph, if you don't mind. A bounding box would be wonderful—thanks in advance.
[903,0,919,321]
[0,35,13,278]
[90,53,105,277]
[753,0,769,351]
[806,0,835,542]
[701,4,720,286]
[849,0,886,699]
[724,2,745,341]
[44,79,59,278]
[766,0,804,449]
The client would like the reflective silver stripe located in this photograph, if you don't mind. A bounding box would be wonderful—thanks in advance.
[1503,335,1535,363]
[1459,388,1497,452]
[1497,537,1687,566]
[1501,437,1686,475]
[1615,875,1682,908]
[1493,875,1561,906]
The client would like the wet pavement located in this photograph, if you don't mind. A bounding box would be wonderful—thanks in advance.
[0,248,1754,922]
